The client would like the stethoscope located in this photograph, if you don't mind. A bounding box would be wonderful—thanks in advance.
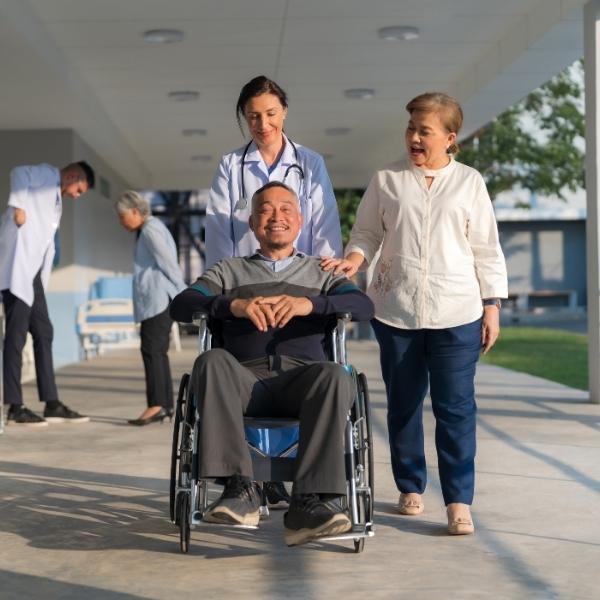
[235,138,305,210]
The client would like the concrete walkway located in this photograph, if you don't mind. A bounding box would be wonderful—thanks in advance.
[1,337,599,600]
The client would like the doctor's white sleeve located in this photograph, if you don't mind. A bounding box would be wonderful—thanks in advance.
[309,156,343,258]
[205,157,235,269]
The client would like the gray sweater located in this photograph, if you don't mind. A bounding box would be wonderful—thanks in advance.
[170,254,374,362]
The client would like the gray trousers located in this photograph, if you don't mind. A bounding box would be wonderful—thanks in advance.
[190,349,355,495]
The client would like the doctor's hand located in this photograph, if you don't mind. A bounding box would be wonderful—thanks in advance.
[13,208,26,227]
[320,252,365,277]
[257,295,313,328]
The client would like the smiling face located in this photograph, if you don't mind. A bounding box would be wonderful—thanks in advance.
[243,93,287,150]
[249,185,302,255]
[405,110,456,170]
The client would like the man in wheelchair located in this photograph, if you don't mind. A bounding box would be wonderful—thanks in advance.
[169,181,374,546]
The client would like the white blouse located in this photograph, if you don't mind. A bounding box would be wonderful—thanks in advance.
[346,158,508,330]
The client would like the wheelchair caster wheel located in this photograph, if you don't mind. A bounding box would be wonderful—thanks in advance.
[353,538,364,553]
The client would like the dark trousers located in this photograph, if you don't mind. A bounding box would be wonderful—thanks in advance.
[2,272,59,406]
[372,318,481,505]
[191,349,354,495]
[140,308,174,410]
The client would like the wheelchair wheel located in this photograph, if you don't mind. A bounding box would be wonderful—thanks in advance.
[170,373,190,523]
[358,372,374,524]
[179,492,191,553]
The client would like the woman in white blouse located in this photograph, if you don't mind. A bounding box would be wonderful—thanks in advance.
[322,92,508,535]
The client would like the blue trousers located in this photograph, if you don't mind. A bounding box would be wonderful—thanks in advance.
[372,318,481,505]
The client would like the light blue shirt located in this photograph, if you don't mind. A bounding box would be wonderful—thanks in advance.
[205,134,343,268]
[133,216,186,322]
[253,250,304,272]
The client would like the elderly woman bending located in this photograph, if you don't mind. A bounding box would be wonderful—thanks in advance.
[323,92,508,535]
[116,191,185,426]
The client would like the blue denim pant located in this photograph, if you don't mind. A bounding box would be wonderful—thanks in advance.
[372,318,482,505]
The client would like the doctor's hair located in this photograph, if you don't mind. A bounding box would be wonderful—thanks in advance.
[64,160,96,188]
[251,181,299,211]
[236,75,288,134]
[115,190,151,217]
[406,92,463,155]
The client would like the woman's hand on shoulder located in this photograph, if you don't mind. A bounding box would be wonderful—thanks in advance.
[320,252,365,277]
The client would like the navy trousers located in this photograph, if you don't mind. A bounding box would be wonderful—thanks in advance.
[372,318,481,505]
[2,271,59,406]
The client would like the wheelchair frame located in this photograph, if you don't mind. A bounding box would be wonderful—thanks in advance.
[169,311,375,553]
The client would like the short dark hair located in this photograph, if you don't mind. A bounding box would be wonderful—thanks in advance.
[76,160,96,188]
[251,180,298,211]
[236,75,288,134]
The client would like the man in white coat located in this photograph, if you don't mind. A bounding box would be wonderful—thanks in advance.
[0,161,95,426]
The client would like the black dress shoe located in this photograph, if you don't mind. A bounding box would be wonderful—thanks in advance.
[127,408,169,426]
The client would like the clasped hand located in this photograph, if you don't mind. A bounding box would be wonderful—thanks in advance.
[230,295,313,332]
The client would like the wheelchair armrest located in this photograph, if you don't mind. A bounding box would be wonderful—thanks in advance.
[328,313,352,365]
[192,311,209,326]
[192,311,211,353]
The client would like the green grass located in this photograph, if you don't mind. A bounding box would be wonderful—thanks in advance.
[481,327,588,390]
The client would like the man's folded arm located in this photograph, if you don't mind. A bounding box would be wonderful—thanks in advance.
[169,280,231,323]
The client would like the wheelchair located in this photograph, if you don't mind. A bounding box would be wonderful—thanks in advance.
[169,311,374,553]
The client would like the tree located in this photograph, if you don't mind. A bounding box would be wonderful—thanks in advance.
[335,188,363,246]
[459,59,585,202]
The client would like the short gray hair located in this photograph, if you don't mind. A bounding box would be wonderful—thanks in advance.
[251,181,299,211]
[115,190,151,217]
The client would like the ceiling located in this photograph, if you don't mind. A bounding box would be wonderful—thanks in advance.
[0,0,586,189]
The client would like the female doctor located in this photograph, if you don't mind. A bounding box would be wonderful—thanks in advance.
[205,75,343,268]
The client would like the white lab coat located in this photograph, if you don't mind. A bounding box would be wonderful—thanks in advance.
[0,164,62,306]
[205,135,342,268]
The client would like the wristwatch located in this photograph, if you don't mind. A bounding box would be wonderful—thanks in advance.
[483,298,501,309]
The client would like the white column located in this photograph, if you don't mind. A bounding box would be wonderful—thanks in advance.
[585,0,600,404]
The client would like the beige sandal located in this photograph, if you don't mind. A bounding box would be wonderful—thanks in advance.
[398,493,424,516]
[447,507,474,535]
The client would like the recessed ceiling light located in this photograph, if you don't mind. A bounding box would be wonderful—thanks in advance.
[324,127,351,136]
[143,29,184,44]
[182,128,207,136]
[344,88,376,100]
[191,154,212,162]
[168,90,199,101]
[378,26,420,41]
